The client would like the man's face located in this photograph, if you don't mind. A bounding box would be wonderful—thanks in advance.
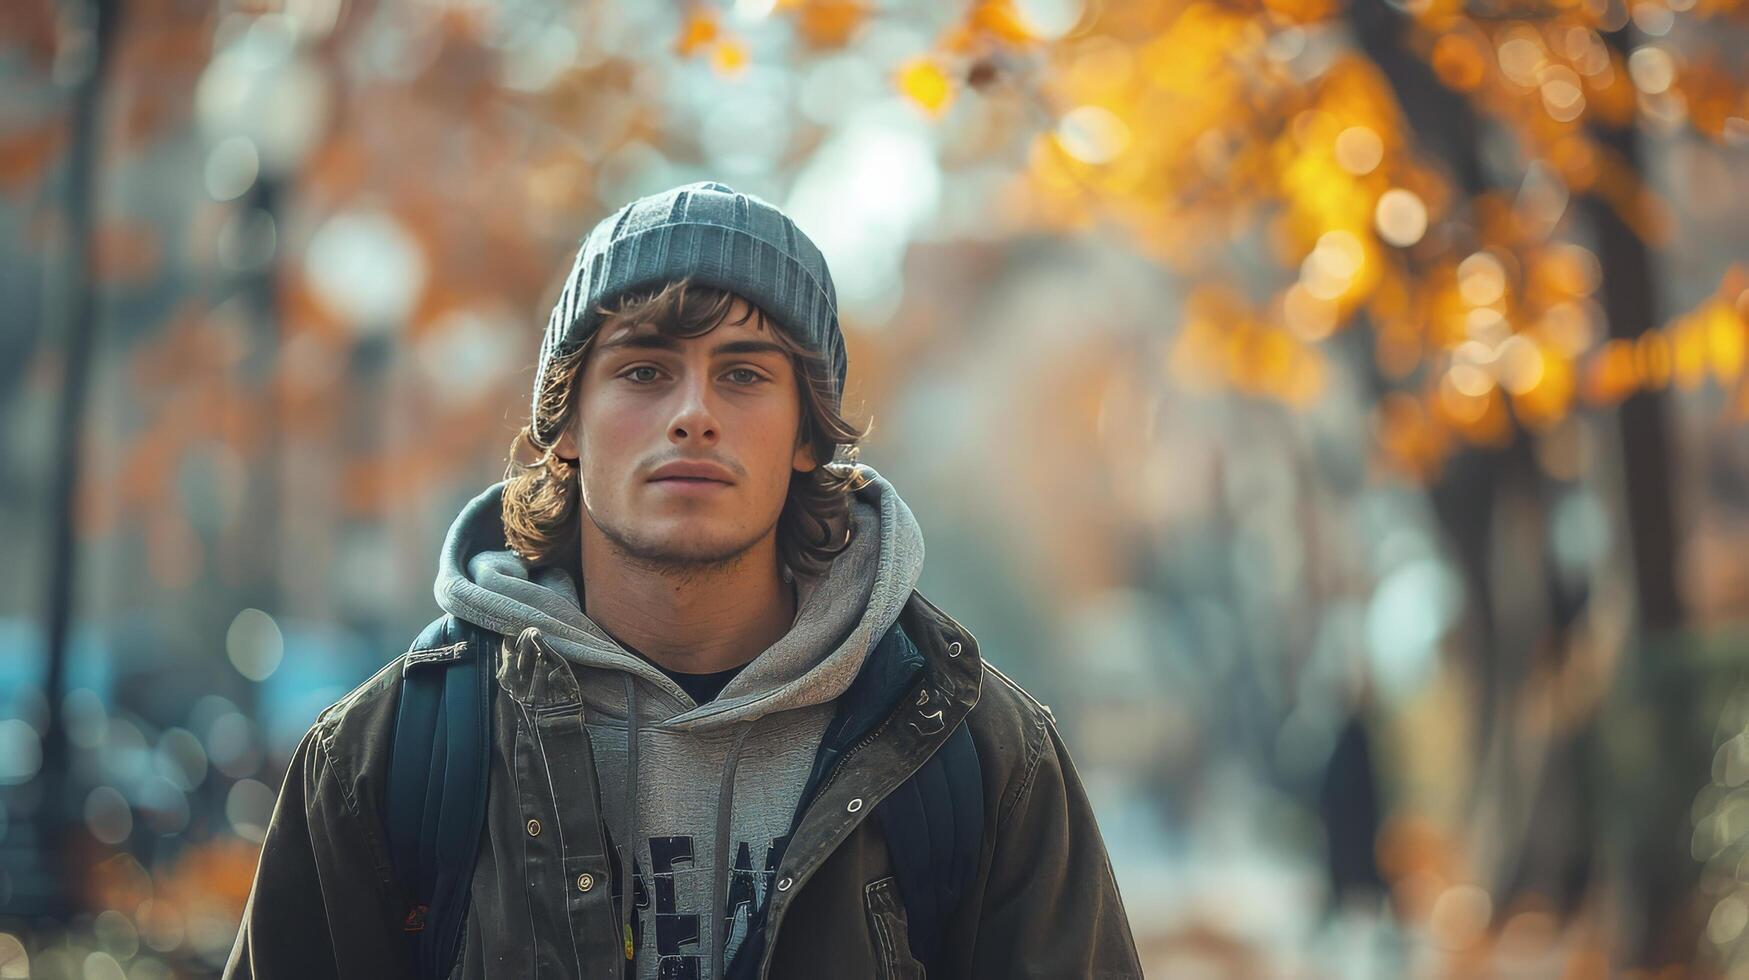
[555,295,817,572]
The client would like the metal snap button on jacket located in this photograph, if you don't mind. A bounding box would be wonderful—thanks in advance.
[947,640,963,657]
[526,819,541,837]
[847,798,863,813]
[776,876,792,892]
[576,873,594,892]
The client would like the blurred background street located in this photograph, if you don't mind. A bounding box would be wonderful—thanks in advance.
[4,0,1749,976]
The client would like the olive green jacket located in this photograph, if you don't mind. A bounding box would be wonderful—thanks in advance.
[224,591,1142,979]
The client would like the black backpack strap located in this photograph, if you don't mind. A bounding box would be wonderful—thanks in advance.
[873,715,983,977]
[386,614,496,980]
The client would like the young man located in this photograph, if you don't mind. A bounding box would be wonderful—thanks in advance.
[226,181,1141,979]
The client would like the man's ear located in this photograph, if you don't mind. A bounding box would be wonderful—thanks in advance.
[792,440,819,474]
[555,426,579,464]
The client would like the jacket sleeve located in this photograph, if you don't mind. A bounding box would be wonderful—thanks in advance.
[966,715,1144,979]
[223,724,412,980]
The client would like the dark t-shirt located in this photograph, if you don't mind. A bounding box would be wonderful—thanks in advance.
[603,629,747,705]
[573,573,789,707]
[652,662,745,706]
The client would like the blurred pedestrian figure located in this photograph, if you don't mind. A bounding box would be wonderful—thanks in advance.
[1319,713,1386,906]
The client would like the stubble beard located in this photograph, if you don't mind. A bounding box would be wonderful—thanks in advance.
[586,503,779,587]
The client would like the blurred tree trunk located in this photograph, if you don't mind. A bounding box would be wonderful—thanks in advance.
[1350,0,1600,928]
[1350,0,1692,964]
[1348,0,1517,783]
[234,174,285,730]
[35,0,120,917]
[1586,28,1696,968]
[1586,49,1681,633]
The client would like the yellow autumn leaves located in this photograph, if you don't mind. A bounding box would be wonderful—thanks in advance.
[665,0,1747,479]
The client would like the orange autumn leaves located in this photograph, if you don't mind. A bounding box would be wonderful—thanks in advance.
[1169,287,1331,410]
[897,59,955,115]
[673,7,749,77]
[911,0,1749,479]
[672,1,1064,117]
[1588,270,1749,406]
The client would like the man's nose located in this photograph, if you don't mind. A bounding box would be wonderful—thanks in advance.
[668,373,720,444]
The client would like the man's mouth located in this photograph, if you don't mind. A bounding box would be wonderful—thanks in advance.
[650,476,732,493]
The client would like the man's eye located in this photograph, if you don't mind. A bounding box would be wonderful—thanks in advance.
[622,366,660,383]
[726,368,765,385]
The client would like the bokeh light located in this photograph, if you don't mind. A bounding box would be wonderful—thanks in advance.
[0,934,25,979]
[224,609,283,683]
[83,787,132,847]
[225,779,276,845]
[303,211,426,331]
[1334,126,1384,175]
[0,721,41,786]
[1375,188,1428,247]
[1058,105,1131,164]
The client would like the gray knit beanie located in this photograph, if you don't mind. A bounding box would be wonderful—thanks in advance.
[531,180,846,440]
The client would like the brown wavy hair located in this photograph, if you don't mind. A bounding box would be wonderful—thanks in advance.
[502,277,870,580]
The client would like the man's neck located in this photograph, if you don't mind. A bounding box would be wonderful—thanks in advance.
[577,533,797,676]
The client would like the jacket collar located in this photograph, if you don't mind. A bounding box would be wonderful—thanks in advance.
[899,588,984,713]
[820,587,985,749]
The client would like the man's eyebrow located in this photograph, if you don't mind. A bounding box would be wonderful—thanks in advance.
[595,333,789,359]
[596,331,681,352]
[708,339,790,358]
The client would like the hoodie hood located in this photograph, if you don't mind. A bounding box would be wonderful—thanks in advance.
[432,463,925,731]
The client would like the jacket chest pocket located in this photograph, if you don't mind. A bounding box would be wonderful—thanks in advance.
[864,877,926,980]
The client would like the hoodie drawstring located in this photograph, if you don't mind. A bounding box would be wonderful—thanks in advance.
[712,723,754,980]
[619,675,640,966]
[616,677,754,980]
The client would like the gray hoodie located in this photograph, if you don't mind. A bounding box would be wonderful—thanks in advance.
[431,464,925,980]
